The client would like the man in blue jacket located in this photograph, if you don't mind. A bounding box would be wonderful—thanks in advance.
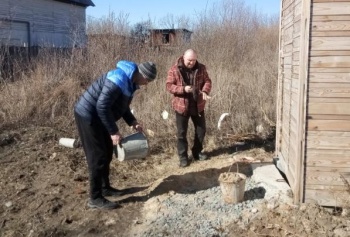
[74,60,157,210]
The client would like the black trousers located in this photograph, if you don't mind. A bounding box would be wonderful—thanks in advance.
[176,111,206,161]
[74,112,113,200]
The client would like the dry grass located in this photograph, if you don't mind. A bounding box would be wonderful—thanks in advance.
[0,0,279,149]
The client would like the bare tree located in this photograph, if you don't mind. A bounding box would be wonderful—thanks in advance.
[87,11,130,35]
[130,20,152,44]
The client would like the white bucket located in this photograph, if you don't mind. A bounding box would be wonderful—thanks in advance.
[218,172,246,204]
[115,132,149,161]
[59,138,79,148]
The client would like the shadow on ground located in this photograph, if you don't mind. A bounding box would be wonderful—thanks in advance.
[207,134,275,158]
[117,162,268,204]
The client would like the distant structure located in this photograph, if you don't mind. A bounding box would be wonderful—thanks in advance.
[149,28,192,48]
[0,0,95,48]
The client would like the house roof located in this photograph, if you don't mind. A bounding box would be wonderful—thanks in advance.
[55,0,95,7]
[150,28,193,34]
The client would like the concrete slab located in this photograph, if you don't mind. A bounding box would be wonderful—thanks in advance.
[251,162,293,203]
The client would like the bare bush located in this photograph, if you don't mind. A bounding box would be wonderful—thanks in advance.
[191,0,279,136]
[0,0,279,149]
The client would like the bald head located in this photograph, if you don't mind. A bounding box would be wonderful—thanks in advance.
[183,49,197,69]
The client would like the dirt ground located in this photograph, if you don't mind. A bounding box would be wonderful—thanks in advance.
[1,125,350,237]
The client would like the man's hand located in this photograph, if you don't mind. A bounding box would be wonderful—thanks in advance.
[111,132,123,145]
[202,92,211,100]
[184,86,193,93]
[132,121,143,133]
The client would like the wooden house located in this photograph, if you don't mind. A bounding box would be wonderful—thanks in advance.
[0,0,95,48]
[149,28,192,48]
[276,0,350,206]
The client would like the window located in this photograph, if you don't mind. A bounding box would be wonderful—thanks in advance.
[162,33,169,44]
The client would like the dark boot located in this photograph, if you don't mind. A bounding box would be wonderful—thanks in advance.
[193,152,208,161]
[102,186,124,197]
[87,197,120,210]
[179,157,189,167]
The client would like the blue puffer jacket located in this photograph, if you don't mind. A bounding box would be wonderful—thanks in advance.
[74,61,139,135]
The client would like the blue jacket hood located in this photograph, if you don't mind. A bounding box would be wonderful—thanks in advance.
[106,60,139,97]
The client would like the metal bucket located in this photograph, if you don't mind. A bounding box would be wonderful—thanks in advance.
[115,132,149,161]
[218,172,246,204]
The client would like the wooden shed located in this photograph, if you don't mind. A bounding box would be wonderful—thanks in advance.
[0,0,95,48]
[276,0,350,206]
[149,28,192,48]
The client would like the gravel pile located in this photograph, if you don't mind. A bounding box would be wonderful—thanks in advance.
[131,177,271,237]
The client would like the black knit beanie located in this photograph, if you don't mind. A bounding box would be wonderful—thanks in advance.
[138,62,157,81]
